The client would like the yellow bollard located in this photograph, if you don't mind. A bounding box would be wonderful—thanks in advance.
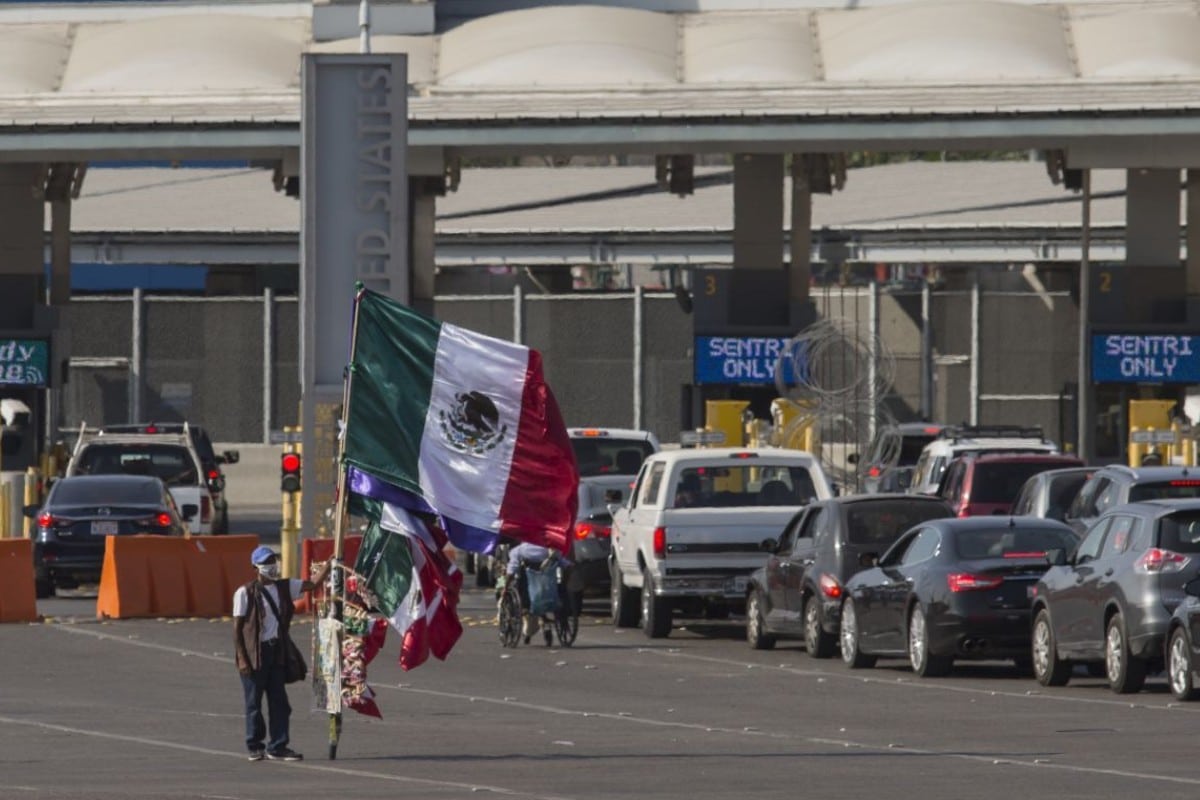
[23,467,38,539]
[0,482,10,538]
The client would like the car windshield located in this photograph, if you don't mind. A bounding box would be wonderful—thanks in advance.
[845,501,950,547]
[899,436,938,465]
[1129,481,1200,503]
[1157,512,1200,554]
[971,463,1071,503]
[75,444,197,486]
[52,479,162,505]
[952,526,1077,560]
[673,465,816,508]
[571,438,655,477]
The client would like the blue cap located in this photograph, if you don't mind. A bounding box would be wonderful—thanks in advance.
[250,545,277,565]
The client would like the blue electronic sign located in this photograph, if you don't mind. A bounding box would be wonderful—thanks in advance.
[0,339,49,387]
[1092,334,1200,383]
[694,336,799,385]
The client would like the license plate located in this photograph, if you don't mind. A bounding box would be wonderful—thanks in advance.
[728,576,748,593]
[91,521,118,536]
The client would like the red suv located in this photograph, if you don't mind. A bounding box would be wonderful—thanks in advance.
[936,452,1085,517]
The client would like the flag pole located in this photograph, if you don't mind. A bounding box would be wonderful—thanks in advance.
[327,284,366,760]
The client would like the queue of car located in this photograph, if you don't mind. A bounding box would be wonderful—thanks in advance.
[599,421,1200,703]
[23,420,235,598]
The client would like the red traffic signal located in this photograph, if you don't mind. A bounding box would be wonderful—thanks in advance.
[281,452,302,493]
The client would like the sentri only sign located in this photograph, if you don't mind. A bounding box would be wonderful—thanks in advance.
[1092,334,1200,382]
[694,336,793,385]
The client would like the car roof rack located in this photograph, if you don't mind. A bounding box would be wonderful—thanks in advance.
[938,424,1045,443]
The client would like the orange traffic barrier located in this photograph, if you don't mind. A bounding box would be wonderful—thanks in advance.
[294,536,363,614]
[0,539,38,623]
[97,534,259,620]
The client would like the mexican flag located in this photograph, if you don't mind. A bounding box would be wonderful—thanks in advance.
[344,288,578,554]
[353,499,463,671]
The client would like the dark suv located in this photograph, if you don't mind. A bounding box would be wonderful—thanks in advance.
[1030,499,1200,693]
[1064,465,1200,536]
[103,423,238,534]
[854,422,946,494]
[936,452,1084,518]
[745,494,953,656]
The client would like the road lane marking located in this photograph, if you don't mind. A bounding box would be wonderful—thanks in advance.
[0,715,576,800]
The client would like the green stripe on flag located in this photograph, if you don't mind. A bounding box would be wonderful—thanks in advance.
[354,516,415,620]
[345,290,441,496]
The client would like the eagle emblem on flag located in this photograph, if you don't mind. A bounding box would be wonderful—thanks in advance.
[438,390,508,454]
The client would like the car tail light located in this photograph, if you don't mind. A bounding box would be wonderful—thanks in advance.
[156,513,172,527]
[867,466,881,478]
[947,573,1004,592]
[1004,552,1046,559]
[37,511,55,528]
[653,526,666,558]
[730,452,757,459]
[1135,548,1191,574]
[819,573,842,599]
[1169,480,1200,487]
[574,521,611,540]
[207,469,220,481]
[144,425,158,434]
[201,495,212,523]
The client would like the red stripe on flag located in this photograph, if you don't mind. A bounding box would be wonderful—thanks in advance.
[498,348,578,554]
[399,532,464,671]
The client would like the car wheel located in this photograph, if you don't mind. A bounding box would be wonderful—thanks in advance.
[1032,609,1071,686]
[1106,613,1147,694]
[610,559,640,628]
[640,567,672,639]
[1168,627,1200,702]
[746,590,776,650]
[839,599,876,669]
[803,595,836,659]
[908,605,952,678]
[34,575,54,600]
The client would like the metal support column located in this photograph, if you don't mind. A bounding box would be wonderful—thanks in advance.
[868,280,879,441]
[513,284,524,345]
[969,271,981,426]
[633,285,644,430]
[1077,171,1093,461]
[130,287,143,424]
[921,281,933,421]
[789,156,812,305]
[263,287,274,445]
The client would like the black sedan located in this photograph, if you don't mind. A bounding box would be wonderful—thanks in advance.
[28,474,192,598]
[838,516,1077,677]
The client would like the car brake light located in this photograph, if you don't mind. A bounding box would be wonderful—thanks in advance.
[37,511,54,528]
[145,425,157,434]
[156,513,172,527]
[731,452,757,459]
[201,495,211,523]
[819,573,841,599]
[207,469,220,481]
[947,573,1004,592]
[1136,548,1190,573]
[577,429,605,437]
[653,527,666,558]
[1169,480,1200,487]
[1004,551,1046,559]
[574,521,611,540]
[868,466,881,478]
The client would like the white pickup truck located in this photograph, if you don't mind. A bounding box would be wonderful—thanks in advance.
[609,447,834,638]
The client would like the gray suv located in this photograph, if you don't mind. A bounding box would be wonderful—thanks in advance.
[1030,499,1200,693]
[1064,465,1200,536]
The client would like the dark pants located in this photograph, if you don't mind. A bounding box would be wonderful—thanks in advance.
[240,639,291,753]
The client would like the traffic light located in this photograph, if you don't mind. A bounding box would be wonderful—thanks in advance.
[280,452,302,493]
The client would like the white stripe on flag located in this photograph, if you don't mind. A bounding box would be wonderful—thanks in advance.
[388,564,422,637]
[418,322,527,534]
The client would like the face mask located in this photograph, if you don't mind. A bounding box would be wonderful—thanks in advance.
[257,563,281,580]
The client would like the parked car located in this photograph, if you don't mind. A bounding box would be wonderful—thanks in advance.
[745,494,953,655]
[908,425,1059,496]
[1063,465,1200,536]
[65,429,214,534]
[26,474,191,598]
[934,452,1085,517]
[568,427,661,477]
[1009,466,1096,524]
[610,447,832,638]
[103,423,238,534]
[1030,499,1200,693]
[853,422,946,494]
[839,516,1077,676]
[1164,576,1200,701]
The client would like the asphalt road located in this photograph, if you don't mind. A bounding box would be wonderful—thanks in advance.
[6,570,1200,800]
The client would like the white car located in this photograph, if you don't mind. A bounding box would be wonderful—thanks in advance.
[907,424,1059,496]
[64,429,212,534]
[609,447,833,638]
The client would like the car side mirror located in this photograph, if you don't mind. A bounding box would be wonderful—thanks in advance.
[1185,577,1200,598]
[181,504,199,521]
[221,450,240,465]
[22,504,39,518]
[859,551,878,568]
[760,537,779,553]
[1045,548,1068,567]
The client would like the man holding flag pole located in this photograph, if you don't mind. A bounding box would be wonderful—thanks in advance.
[321,284,579,758]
